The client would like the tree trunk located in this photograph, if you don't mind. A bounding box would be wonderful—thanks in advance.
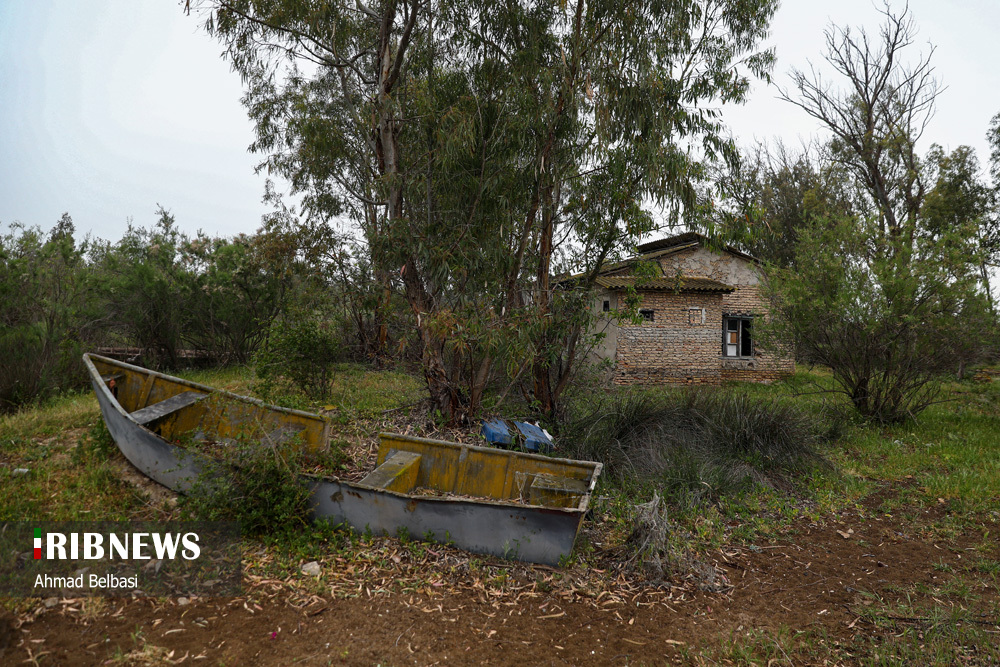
[980,261,996,319]
[531,183,556,417]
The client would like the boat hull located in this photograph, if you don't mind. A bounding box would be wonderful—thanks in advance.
[86,356,211,491]
[83,353,600,564]
[308,476,586,564]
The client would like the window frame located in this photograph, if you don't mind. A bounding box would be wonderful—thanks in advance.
[638,309,655,322]
[722,315,754,358]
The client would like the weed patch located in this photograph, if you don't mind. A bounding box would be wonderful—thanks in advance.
[72,416,116,464]
[566,388,828,506]
[624,492,730,590]
[179,437,312,537]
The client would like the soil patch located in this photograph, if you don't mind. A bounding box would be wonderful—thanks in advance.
[10,498,998,665]
[0,610,15,658]
[110,456,180,511]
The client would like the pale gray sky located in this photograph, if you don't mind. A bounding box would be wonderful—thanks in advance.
[723,0,1000,164]
[1,1,998,242]
[0,0,262,241]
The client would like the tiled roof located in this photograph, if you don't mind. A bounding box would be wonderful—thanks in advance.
[595,276,734,293]
[555,232,758,286]
[636,231,703,254]
[636,232,759,263]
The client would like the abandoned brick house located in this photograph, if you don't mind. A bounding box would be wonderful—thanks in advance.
[585,232,794,385]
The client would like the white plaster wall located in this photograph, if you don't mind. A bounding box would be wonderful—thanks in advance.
[658,247,760,286]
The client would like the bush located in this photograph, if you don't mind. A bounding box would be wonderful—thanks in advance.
[0,218,100,411]
[93,208,303,370]
[765,215,993,424]
[0,326,48,411]
[179,438,312,537]
[564,389,827,506]
[254,314,342,400]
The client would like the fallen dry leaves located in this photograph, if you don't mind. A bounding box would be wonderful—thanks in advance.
[236,529,699,621]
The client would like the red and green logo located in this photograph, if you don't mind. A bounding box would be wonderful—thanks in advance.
[34,528,41,559]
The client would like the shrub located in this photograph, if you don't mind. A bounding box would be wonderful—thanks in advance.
[179,437,312,537]
[254,314,342,400]
[93,209,190,370]
[0,326,48,411]
[624,492,729,589]
[0,218,100,411]
[564,388,827,506]
[764,215,993,424]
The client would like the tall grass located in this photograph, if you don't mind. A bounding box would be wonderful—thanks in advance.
[564,388,829,506]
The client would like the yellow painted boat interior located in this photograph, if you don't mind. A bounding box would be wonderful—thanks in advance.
[90,355,328,453]
[88,354,600,510]
[366,433,600,509]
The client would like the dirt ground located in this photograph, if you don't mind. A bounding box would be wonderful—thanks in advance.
[4,494,997,666]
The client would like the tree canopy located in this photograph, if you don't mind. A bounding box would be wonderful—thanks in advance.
[754,5,995,422]
[192,0,778,420]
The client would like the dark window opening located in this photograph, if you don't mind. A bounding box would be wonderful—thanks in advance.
[639,309,654,322]
[603,300,610,312]
[723,316,753,357]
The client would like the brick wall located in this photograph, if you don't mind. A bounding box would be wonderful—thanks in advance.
[662,247,793,382]
[613,292,725,385]
[719,284,795,382]
[607,246,794,385]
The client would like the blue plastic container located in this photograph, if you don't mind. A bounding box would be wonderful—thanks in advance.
[480,418,553,453]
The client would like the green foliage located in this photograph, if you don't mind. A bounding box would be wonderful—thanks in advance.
[94,206,296,369]
[72,417,116,465]
[0,324,49,410]
[720,7,1000,422]
[564,388,826,507]
[0,203,336,412]
[923,143,1000,323]
[182,226,294,364]
[179,438,312,537]
[0,216,101,411]
[765,214,991,423]
[202,0,779,422]
[253,313,342,400]
[92,207,190,369]
[706,141,858,268]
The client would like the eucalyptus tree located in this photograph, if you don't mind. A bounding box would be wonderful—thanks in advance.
[922,144,997,315]
[192,0,777,421]
[466,0,778,417]
[985,111,1000,315]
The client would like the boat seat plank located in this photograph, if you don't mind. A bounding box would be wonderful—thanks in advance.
[360,450,422,493]
[527,473,588,508]
[130,391,207,426]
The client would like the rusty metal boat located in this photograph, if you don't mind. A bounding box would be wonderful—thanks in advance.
[83,353,602,564]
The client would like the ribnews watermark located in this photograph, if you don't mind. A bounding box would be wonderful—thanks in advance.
[1,522,241,597]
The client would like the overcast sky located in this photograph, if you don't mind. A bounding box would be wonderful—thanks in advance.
[1,0,998,243]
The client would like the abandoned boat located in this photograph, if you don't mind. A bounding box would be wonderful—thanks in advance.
[83,353,602,564]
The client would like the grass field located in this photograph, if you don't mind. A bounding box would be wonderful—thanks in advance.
[1,363,998,665]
